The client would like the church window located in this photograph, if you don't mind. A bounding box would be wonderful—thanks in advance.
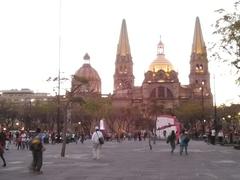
[158,87,165,98]
[123,65,127,73]
[166,89,173,98]
[150,86,174,99]
[150,88,157,98]
[195,64,204,73]
[199,64,203,72]
[195,64,199,71]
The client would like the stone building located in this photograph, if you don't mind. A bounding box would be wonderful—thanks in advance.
[72,17,212,116]
[71,53,101,96]
[112,17,212,114]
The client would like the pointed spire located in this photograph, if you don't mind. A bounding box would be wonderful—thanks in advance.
[192,17,206,54]
[117,19,131,56]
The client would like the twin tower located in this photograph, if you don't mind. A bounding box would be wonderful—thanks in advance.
[73,17,212,113]
[113,17,212,112]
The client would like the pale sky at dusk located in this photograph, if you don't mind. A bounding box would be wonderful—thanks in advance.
[0,0,239,105]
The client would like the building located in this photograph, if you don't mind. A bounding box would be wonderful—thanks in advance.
[72,53,101,96]
[112,17,212,113]
[0,88,50,102]
[72,17,213,121]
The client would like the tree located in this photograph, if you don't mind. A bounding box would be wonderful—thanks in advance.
[174,101,213,133]
[211,0,240,83]
[217,103,240,131]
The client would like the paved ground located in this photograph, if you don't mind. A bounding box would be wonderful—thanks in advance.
[0,139,240,180]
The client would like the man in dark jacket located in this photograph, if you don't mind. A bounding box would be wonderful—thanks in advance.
[0,128,6,167]
[29,128,45,174]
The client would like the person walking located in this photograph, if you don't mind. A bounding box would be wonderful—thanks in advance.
[217,129,224,144]
[148,130,153,150]
[0,137,6,167]
[29,128,45,174]
[167,130,176,154]
[179,130,190,155]
[91,126,104,160]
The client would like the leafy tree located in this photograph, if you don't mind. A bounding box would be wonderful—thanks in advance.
[211,0,240,83]
[217,103,240,131]
[174,101,213,133]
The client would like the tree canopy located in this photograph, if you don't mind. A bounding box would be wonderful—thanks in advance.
[211,0,240,83]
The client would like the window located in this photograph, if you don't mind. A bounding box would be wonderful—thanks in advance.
[158,87,165,98]
[150,88,157,98]
[150,86,174,99]
[166,89,173,98]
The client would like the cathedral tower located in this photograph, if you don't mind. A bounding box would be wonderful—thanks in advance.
[113,19,134,95]
[189,17,211,95]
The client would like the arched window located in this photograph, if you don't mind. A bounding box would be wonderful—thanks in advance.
[150,88,157,98]
[166,89,173,98]
[195,64,204,73]
[150,86,174,99]
[195,64,199,71]
[199,64,203,72]
[158,87,165,98]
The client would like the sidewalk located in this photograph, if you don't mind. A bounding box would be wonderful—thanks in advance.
[1,140,240,180]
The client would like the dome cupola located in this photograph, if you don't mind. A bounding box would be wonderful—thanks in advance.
[149,39,174,73]
[72,53,101,94]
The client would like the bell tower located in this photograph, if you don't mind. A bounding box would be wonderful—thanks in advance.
[189,17,211,94]
[113,19,134,94]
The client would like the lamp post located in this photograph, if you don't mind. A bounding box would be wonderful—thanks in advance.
[213,74,218,133]
[200,81,205,134]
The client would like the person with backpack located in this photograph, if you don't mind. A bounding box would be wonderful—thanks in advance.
[29,128,45,174]
[91,126,104,160]
[179,130,190,155]
[167,130,176,154]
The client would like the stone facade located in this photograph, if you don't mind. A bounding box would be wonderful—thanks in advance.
[112,17,213,114]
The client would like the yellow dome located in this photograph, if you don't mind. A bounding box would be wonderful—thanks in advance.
[149,39,174,72]
[149,54,174,72]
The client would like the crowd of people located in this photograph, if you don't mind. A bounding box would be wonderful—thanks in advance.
[0,126,223,175]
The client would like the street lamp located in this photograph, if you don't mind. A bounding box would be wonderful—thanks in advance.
[199,81,205,134]
[78,121,81,134]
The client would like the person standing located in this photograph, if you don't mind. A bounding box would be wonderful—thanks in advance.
[0,142,6,167]
[217,129,224,144]
[91,126,104,160]
[0,129,6,167]
[29,128,45,174]
[179,130,190,155]
[148,130,153,150]
[167,130,176,154]
[211,128,216,145]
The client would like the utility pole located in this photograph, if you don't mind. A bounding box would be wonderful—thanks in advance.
[200,81,205,134]
[213,74,218,132]
[57,0,62,143]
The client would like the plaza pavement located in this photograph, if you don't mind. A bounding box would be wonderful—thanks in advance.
[0,139,240,180]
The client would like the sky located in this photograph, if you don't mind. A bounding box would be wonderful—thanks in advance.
[0,0,239,106]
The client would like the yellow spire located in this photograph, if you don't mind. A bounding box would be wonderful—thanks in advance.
[192,17,206,54]
[117,19,131,56]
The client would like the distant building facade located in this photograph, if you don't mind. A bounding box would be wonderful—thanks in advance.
[0,88,50,102]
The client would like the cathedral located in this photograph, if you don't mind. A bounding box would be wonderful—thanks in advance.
[72,17,213,115]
